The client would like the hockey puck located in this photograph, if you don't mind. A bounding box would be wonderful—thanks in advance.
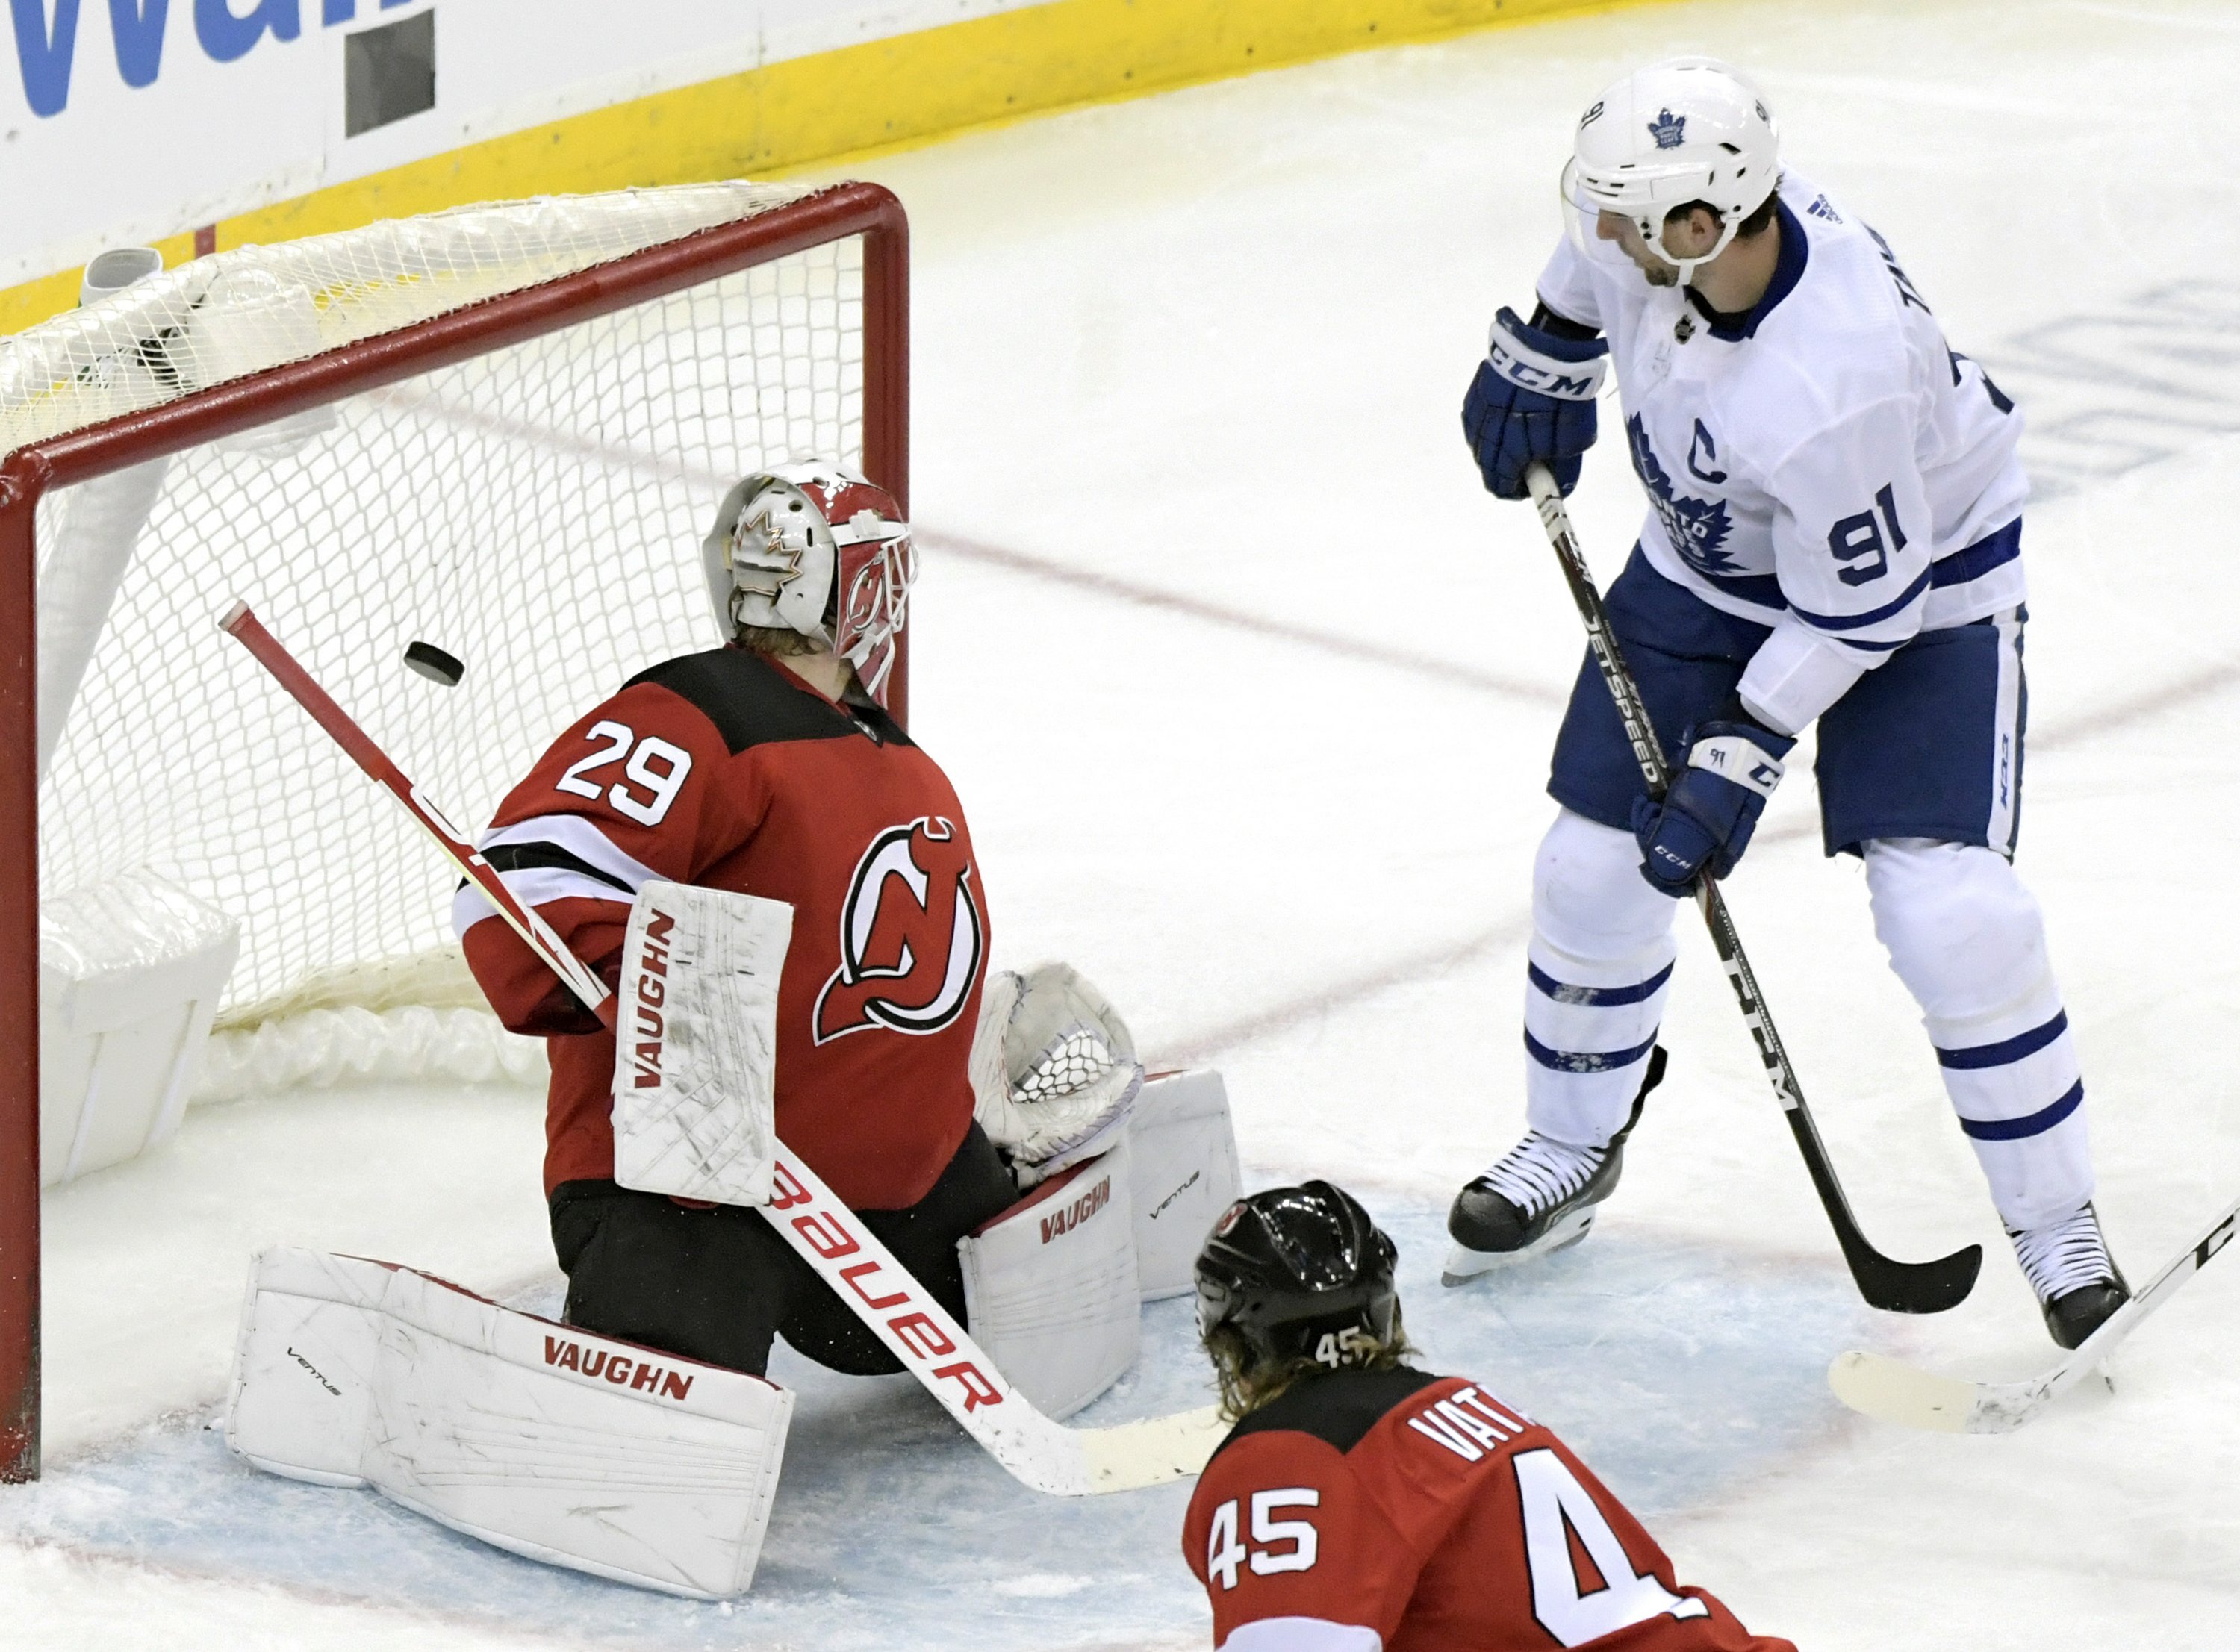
[403,640,465,688]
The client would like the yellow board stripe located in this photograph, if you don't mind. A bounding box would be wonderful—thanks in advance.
[4,0,1667,334]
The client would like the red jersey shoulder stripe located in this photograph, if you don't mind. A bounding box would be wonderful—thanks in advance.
[453,813,663,939]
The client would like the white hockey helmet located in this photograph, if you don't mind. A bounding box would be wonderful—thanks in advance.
[703,461,915,707]
[1562,57,1781,286]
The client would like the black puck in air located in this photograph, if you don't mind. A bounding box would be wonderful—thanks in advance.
[403,640,465,687]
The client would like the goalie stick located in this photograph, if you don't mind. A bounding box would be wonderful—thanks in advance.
[218,600,1220,1497]
[1522,466,1982,1315]
[1829,1193,2240,1433]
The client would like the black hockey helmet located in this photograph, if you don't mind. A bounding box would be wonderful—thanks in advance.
[1195,1181,1400,1372]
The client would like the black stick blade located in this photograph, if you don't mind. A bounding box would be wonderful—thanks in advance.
[1849,1241,1982,1315]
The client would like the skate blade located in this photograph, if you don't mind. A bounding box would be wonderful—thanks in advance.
[1441,1209,1596,1286]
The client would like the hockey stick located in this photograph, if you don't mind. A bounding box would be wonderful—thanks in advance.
[218,600,1221,1497]
[1829,1192,2239,1431]
[1521,466,1982,1314]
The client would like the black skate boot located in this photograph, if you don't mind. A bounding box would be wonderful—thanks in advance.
[2009,1201,2130,1349]
[1443,1047,1667,1286]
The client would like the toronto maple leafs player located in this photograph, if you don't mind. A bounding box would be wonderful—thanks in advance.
[1445,57,2127,1347]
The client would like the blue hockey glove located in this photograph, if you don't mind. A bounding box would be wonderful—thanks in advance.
[1630,714,1796,897]
[1460,306,1608,500]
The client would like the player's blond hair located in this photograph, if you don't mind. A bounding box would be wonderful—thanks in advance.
[734,621,818,657]
[1205,1312,1418,1423]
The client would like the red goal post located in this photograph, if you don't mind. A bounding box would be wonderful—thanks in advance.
[0,181,910,1480]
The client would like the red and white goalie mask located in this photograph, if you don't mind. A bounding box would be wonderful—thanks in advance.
[702,461,915,708]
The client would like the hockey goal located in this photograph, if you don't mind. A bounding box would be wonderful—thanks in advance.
[0,181,910,1479]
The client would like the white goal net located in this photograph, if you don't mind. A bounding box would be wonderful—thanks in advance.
[14,183,882,1117]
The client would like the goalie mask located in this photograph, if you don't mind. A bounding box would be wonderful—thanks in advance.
[1195,1182,1400,1376]
[703,462,915,707]
[1562,56,1781,287]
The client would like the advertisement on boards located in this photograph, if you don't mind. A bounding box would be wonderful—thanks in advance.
[0,0,1041,289]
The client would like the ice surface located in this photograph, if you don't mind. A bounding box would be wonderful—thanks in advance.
[10,0,2240,1645]
[1,1206,1858,1649]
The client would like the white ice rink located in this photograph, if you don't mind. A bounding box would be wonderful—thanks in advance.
[9,0,2240,1644]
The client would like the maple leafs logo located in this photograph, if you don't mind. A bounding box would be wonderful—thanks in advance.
[1627,414,1737,576]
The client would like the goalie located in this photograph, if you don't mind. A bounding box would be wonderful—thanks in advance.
[455,461,1142,1383]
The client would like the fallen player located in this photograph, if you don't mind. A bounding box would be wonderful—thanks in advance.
[1186,1182,1795,1650]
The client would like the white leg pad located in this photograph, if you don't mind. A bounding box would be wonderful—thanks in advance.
[225,1247,793,1600]
[40,870,237,1186]
[609,879,792,1206]
[959,1141,1141,1420]
[1126,1069,1243,1300]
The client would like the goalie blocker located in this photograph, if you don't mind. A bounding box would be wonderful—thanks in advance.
[608,878,791,1208]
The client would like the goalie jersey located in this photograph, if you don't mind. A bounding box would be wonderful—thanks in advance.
[1184,1369,1793,1652]
[457,646,990,1210]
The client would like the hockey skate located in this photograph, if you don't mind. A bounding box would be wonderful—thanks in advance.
[1443,1047,1667,1286]
[2009,1202,2130,1349]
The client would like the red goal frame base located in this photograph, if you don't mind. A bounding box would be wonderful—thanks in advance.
[0,181,910,1482]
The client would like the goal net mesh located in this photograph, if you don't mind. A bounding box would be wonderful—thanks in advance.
[16,184,868,1096]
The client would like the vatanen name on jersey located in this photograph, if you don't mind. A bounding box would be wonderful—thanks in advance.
[1406,1385,1531,1462]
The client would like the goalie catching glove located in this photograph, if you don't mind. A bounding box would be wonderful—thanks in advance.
[970,962,1144,1185]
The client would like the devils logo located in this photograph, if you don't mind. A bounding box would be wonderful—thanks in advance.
[812,816,986,1044]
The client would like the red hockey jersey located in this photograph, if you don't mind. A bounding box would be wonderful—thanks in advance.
[457,646,989,1209]
[1183,1369,1794,1652]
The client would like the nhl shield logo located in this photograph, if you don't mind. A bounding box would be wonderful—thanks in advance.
[812,815,986,1043]
[1648,107,1686,149]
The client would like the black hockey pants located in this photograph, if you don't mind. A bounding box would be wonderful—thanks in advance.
[548,1122,1015,1379]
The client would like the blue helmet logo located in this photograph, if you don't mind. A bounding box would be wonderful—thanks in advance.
[1648,107,1686,149]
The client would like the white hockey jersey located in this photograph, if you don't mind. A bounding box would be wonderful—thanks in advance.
[1537,172,2027,733]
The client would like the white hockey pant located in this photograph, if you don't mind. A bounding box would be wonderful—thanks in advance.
[1864,838,2093,1232]
[1521,811,2094,1231]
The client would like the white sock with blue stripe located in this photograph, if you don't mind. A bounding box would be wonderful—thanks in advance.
[1865,837,2094,1230]
[1524,810,1680,1150]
